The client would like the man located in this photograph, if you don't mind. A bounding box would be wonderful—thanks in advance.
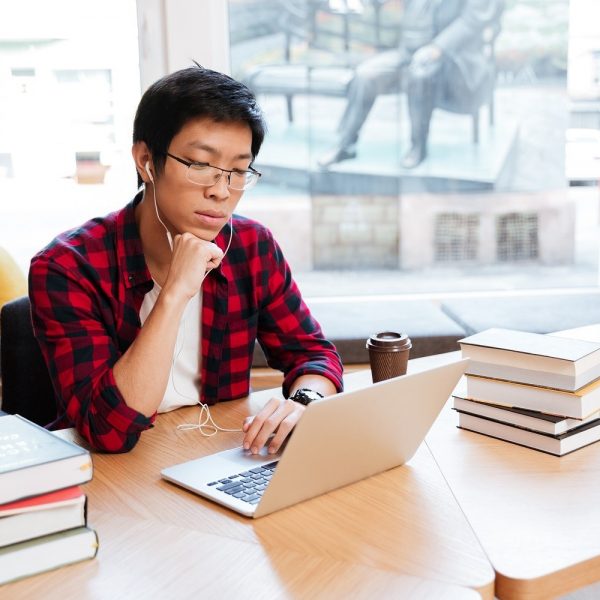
[29,65,343,453]
[318,0,503,169]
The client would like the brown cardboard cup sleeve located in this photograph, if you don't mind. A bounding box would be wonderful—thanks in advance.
[366,332,412,383]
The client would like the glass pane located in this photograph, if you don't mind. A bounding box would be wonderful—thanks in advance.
[230,0,600,295]
[0,0,140,273]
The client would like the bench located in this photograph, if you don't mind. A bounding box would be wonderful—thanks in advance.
[243,64,354,123]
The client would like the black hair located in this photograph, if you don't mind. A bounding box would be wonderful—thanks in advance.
[133,63,266,187]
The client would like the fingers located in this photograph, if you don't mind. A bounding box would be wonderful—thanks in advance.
[243,398,283,453]
[203,239,224,267]
[410,45,439,70]
[199,243,223,274]
[175,233,223,263]
[165,233,225,299]
[243,398,303,454]
[205,250,224,270]
[268,410,302,454]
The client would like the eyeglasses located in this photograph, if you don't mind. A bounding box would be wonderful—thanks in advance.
[166,152,261,191]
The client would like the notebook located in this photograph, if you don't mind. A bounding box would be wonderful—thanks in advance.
[161,358,468,518]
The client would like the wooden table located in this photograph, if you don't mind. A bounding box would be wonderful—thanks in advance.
[345,351,600,599]
[4,369,493,599]
[4,509,481,599]
[428,388,600,600]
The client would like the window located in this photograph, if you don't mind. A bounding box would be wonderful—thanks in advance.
[496,213,538,262]
[229,0,600,296]
[0,0,140,273]
[435,214,479,263]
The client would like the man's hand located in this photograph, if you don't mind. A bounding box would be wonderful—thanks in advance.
[409,44,442,77]
[242,398,306,455]
[163,232,224,300]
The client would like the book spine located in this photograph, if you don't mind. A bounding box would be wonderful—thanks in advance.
[467,361,577,391]
[0,527,98,585]
[465,376,585,418]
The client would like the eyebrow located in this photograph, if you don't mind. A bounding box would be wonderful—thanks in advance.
[185,141,252,161]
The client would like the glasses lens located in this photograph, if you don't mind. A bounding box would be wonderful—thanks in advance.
[186,164,260,190]
[187,165,221,186]
[229,171,257,191]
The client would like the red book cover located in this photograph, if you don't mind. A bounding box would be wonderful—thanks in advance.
[0,486,84,517]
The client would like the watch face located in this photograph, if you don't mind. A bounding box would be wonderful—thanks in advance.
[292,389,322,405]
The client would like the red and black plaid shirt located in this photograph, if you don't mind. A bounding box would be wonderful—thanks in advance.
[29,193,343,453]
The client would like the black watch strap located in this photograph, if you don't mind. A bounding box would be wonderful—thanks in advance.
[289,388,324,406]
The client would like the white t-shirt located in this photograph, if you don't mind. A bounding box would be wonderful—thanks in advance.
[139,281,201,413]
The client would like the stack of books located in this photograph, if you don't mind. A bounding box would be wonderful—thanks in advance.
[454,328,600,456]
[0,414,97,585]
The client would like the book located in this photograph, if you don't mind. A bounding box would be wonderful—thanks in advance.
[0,486,84,517]
[464,374,600,419]
[0,415,93,504]
[453,396,600,436]
[459,328,600,391]
[0,526,98,585]
[0,487,87,547]
[457,411,600,456]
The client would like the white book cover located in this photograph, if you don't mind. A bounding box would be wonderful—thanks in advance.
[0,527,98,585]
[0,415,92,504]
[460,328,600,361]
[0,492,87,548]
[464,374,600,419]
[460,328,600,391]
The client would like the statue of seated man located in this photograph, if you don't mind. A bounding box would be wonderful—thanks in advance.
[318,0,504,170]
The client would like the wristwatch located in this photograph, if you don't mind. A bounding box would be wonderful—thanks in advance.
[289,388,324,406]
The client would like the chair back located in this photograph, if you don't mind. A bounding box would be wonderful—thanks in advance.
[0,296,56,426]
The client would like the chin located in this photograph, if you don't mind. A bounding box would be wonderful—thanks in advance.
[185,224,223,241]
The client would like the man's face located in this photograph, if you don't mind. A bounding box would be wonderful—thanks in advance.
[153,117,253,241]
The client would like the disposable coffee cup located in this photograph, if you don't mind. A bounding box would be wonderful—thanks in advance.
[366,331,412,383]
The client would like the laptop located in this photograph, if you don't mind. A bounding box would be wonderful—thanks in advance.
[161,358,468,518]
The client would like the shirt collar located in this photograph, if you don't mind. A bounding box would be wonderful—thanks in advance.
[116,193,234,289]
[211,219,234,282]
[117,192,153,290]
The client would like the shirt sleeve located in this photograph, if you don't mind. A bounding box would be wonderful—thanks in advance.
[255,233,344,397]
[29,255,155,453]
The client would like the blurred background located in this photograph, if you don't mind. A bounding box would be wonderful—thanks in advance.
[1,0,599,299]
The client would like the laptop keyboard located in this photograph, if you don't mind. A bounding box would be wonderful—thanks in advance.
[207,461,279,505]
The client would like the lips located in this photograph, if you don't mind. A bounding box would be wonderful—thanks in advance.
[196,209,227,218]
[194,210,228,227]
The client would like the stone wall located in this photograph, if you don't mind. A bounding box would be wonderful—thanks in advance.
[237,193,312,271]
[240,190,576,271]
[312,195,399,269]
[400,190,576,268]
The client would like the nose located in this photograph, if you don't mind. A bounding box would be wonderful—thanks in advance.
[204,172,231,201]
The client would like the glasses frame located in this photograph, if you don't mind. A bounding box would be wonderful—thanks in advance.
[165,152,261,191]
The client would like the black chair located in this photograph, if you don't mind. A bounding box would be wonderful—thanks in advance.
[0,296,56,426]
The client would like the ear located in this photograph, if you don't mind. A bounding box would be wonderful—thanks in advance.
[132,142,153,184]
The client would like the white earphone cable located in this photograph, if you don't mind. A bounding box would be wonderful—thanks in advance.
[145,176,240,436]
[176,402,244,437]
[149,177,174,251]
[173,217,240,436]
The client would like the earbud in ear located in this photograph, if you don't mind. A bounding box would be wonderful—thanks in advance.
[145,161,154,183]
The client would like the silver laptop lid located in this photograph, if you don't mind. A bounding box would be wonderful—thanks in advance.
[254,358,468,517]
[161,358,467,518]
